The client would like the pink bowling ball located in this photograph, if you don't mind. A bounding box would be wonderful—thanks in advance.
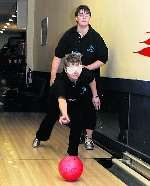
[58,155,84,181]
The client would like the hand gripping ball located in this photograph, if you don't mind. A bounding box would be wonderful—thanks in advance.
[58,155,84,181]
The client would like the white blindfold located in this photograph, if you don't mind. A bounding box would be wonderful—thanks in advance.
[66,65,82,74]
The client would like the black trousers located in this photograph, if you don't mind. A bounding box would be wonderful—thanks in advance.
[81,76,102,130]
[35,89,96,155]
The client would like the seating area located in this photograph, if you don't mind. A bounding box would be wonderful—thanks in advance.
[0,35,48,112]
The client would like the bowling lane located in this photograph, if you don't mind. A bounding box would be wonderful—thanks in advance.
[0,112,125,186]
[0,159,126,186]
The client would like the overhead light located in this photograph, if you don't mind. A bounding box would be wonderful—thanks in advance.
[0,31,4,34]
[9,18,13,22]
[6,22,10,26]
[4,26,8,28]
[2,28,5,31]
[12,14,16,18]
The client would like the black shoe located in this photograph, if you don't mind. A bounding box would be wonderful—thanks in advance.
[32,138,40,148]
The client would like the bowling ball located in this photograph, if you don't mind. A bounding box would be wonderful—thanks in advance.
[58,155,83,181]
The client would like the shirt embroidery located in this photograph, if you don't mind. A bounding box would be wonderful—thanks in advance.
[87,45,95,53]
[80,86,87,95]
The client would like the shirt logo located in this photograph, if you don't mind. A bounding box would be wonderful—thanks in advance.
[87,45,95,53]
[80,86,87,95]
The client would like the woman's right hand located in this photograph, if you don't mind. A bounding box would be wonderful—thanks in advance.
[59,115,70,125]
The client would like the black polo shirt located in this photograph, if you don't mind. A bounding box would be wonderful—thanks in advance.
[51,68,94,101]
[55,25,108,78]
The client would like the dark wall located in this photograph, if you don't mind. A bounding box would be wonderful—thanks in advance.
[128,94,150,157]
[94,77,150,164]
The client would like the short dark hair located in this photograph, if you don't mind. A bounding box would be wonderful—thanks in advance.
[63,53,82,68]
[75,5,91,17]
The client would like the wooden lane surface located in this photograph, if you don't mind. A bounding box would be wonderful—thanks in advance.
[0,112,126,186]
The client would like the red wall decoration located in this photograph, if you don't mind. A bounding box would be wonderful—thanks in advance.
[134,32,150,57]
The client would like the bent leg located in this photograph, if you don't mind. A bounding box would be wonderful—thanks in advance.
[81,98,96,150]
[36,90,60,141]
[82,97,96,130]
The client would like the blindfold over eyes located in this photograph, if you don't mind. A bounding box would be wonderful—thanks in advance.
[66,65,82,74]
